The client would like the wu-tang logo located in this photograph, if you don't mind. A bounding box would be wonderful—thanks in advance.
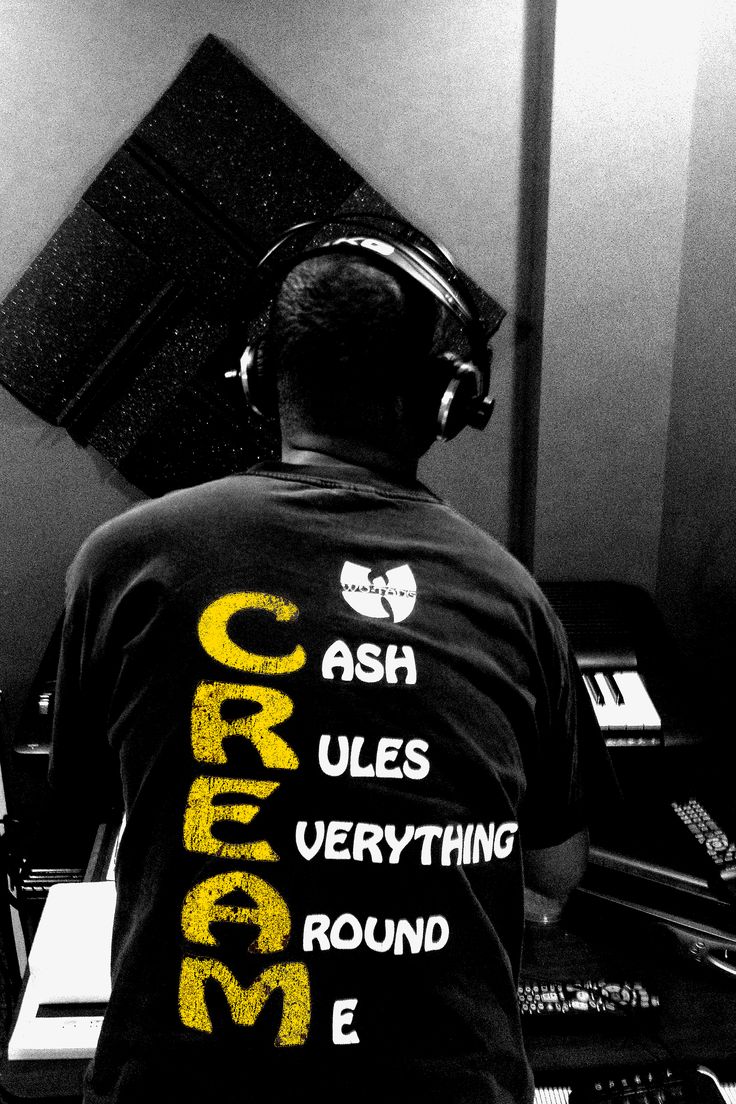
[340,562,417,623]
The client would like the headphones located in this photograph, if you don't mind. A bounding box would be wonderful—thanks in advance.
[228,213,502,442]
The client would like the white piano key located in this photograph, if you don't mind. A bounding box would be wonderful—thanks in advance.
[593,672,623,728]
[612,670,661,729]
[582,672,612,729]
[583,673,621,730]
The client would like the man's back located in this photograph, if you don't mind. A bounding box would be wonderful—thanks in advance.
[52,461,586,1103]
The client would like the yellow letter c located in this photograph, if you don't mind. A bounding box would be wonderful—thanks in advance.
[197,592,306,676]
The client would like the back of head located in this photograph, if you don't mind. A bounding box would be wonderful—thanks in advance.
[269,253,442,449]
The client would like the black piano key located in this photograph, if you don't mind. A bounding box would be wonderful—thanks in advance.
[604,672,625,705]
[583,672,604,706]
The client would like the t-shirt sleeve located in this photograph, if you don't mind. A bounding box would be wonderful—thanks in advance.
[518,613,616,849]
[47,549,122,825]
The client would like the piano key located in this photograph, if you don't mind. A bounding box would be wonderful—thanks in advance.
[594,672,626,728]
[583,672,604,705]
[612,670,661,729]
[603,672,624,705]
[581,672,619,728]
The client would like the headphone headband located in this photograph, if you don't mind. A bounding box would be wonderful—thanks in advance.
[231,213,501,440]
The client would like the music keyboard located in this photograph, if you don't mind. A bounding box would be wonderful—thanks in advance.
[7,882,113,1061]
[533,1086,736,1104]
[536,1090,571,1104]
[581,670,661,742]
[541,581,700,749]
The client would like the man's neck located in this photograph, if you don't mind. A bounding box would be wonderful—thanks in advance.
[280,436,418,482]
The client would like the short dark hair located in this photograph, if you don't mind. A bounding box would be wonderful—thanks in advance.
[268,253,441,437]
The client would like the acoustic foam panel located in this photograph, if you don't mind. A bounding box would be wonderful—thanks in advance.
[0,34,503,496]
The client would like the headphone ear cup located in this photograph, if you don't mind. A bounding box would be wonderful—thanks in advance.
[432,355,484,442]
[240,339,276,420]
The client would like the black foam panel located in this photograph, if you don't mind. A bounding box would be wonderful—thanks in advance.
[0,35,503,496]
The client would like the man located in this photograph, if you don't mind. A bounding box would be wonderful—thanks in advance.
[51,237,594,1103]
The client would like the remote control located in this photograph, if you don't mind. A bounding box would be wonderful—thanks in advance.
[518,980,658,1026]
[672,798,736,901]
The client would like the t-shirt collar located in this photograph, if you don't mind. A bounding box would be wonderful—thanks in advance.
[247,459,439,500]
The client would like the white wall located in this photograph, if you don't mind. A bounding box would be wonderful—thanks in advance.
[657,0,736,717]
[534,0,703,586]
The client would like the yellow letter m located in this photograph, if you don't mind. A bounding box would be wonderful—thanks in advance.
[179,957,310,1046]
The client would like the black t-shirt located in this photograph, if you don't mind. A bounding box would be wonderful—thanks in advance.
[50,462,591,1103]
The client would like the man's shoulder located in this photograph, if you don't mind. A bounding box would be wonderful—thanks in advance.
[436,505,565,647]
[435,502,544,597]
[70,475,260,574]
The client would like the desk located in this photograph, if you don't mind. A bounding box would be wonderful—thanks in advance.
[522,893,736,1084]
[2,891,735,1102]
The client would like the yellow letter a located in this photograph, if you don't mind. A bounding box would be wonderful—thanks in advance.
[181,870,291,952]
